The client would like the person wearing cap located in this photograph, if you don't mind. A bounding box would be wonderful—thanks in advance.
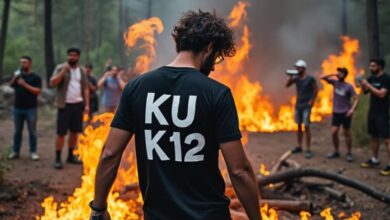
[321,67,359,162]
[286,59,318,159]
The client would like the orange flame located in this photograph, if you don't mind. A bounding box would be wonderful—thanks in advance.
[123,17,164,75]
[38,113,142,220]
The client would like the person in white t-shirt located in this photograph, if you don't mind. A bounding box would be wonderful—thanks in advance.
[50,48,90,169]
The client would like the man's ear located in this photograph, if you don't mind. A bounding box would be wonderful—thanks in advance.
[205,42,214,56]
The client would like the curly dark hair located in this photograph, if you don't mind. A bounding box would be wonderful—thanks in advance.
[172,10,236,59]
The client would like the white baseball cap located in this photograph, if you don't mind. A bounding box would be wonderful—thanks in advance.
[294,59,307,68]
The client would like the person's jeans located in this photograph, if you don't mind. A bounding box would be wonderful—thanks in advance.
[12,108,38,153]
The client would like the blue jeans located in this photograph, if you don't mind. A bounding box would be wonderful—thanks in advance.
[295,106,312,127]
[12,108,38,153]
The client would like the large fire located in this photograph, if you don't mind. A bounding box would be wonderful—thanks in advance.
[212,2,362,132]
[37,1,364,219]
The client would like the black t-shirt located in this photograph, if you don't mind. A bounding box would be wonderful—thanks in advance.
[87,75,99,112]
[292,75,317,108]
[111,66,241,220]
[367,73,390,117]
[11,72,42,109]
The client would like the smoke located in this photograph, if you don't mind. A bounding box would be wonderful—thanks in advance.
[144,0,364,106]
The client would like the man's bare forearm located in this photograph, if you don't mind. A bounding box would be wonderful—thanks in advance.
[50,68,67,87]
[93,128,132,208]
[229,164,261,220]
[93,149,123,208]
[22,83,41,96]
[366,83,387,98]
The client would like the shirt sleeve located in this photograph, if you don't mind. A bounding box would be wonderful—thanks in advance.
[349,84,357,97]
[110,83,134,132]
[215,89,242,143]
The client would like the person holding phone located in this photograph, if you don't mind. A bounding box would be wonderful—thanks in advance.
[8,56,42,161]
[97,65,126,113]
[50,48,90,169]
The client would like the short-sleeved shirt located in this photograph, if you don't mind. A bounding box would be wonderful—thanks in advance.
[111,66,241,220]
[367,73,390,117]
[293,75,317,108]
[11,72,42,109]
[102,76,121,108]
[327,79,357,113]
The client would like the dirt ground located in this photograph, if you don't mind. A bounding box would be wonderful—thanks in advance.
[0,107,389,219]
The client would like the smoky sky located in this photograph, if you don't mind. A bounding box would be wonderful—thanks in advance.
[132,0,366,106]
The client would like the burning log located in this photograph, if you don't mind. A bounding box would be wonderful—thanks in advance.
[261,199,312,212]
[257,168,390,204]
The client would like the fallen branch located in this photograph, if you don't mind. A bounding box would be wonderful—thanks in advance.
[257,168,390,204]
[261,199,311,212]
[270,150,292,174]
[322,186,346,201]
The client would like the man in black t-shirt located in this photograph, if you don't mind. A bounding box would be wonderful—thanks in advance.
[8,56,42,161]
[85,64,98,121]
[360,58,390,176]
[90,10,260,220]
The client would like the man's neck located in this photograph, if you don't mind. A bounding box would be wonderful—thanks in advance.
[299,72,307,79]
[377,70,385,77]
[23,68,32,74]
[167,51,201,70]
[70,64,79,69]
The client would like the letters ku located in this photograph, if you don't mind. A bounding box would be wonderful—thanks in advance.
[144,93,205,162]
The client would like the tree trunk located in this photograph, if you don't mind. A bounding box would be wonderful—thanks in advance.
[44,0,55,86]
[85,0,93,64]
[366,0,381,58]
[118,0,126,68]
[0,0,11,82]
[341,0,347,36]
[147,0,152,18]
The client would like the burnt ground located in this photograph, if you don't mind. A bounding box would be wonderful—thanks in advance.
[0,108,389,220]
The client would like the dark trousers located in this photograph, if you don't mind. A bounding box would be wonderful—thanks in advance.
[13,108,38,153]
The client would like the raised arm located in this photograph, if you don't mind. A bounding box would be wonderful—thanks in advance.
[16,78,41,96]
[320,74,337,85]
[97,71,110,89]
[361,79,388,98]
[285,76,295,88]
[220,140,261,220]
[50,63,69,87]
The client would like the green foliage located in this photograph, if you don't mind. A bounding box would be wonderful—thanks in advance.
[0,147,11,184]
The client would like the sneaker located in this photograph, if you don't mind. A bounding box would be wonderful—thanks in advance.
[291,146,303,154]
[327,151,340,159]
[346,153,353,162]
[380,164,390,176]
[67,155,82,164]
[304,150,313,159]
[361,158,380,168]
[54,160,63,169]
[8,152,19,160]
[30,152,40,161]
